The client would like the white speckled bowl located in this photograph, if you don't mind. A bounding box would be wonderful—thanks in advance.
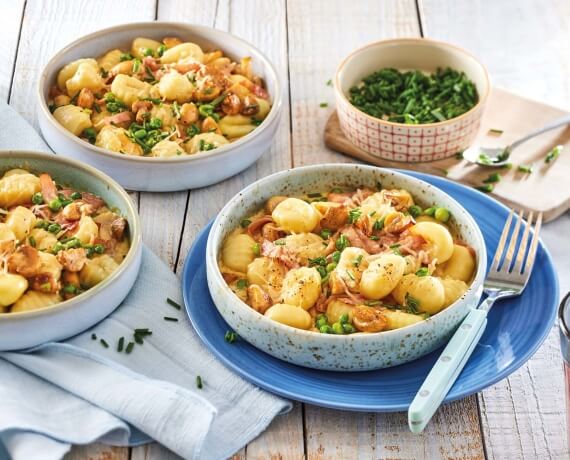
[206,164,486,371]
[37,22,282,192]
[0,151,142,351]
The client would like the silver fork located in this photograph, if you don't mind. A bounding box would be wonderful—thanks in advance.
[408,209,543,433]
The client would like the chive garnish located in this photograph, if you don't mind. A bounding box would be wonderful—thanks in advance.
[416,267,429,277]
[545,145,563,163]
[488,128,504,136]
[348,208,362,224]
[91,333,97,340]
[455,152,464,160]
[117,337,124,352]
[326,79,332,86]
[483,173,501,184]
[319,102,328,108]
[349,67,478,124]
[164,316,179,322]
[240,219,251,228]
[125,342,135,354]
[196,375,203,389]
[405,293,420,314]
[475,184,494,193]
[225,330,238,343]
[517,164,533,174]
[100,339,109,348]
[166,298,182,310]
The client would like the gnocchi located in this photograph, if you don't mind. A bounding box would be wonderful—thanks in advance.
[0,170,130,314]
[49,37,271,157]
[220,184,476,334]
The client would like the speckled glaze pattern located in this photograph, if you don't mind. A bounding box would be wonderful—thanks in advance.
[0,151,142,351]
[206,164,487,371]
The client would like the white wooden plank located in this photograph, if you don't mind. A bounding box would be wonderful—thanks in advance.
[12,2,156,459]
[419,1,570,458]
[0,0,25,103]
[286,0,486,458]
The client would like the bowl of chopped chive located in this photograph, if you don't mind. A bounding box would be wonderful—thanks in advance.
[0,151,142,351]
[205,163,486,370]
[37,22,282,191]
[334,38,490,163]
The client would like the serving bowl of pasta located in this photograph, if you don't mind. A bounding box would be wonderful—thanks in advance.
[206,164,486,371]
[0,151,142,351]
[37,22,282,191]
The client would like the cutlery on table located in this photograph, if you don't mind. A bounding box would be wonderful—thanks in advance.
[408,209,543,433]
[463,114,570,167]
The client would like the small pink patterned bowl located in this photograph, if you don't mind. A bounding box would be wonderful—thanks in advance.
[334,38,490,162]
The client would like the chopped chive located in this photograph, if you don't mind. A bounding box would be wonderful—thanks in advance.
[252,242,261,256]
[475,184,494,193]
[117,337,124,352]
[224,330,238,343]
[353,254,363,267]
[404,292,420,314]
[501,162,513,170]
[91,333,97,340]
[369,235,379,240]
[134,335,144,345]
[319,102,328,108]
[416,267,429,277]
[483,173,501,183]
[455,151,464,160]
[545,144,563,163]
[196,375,203,389]
[163,316,179,322]
[348,208,362,224]
[320,229,332,239]
[307,192,322,198]
[346,270,355,281]
[100,339,109,348]
[125,342,135,354]
[326,79,332,86]
[166,298,182,310]
[517,164,533,174]
[488,128,504,136]
[240,219,251,228]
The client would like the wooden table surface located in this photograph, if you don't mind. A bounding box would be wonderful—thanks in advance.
[3,0,569,458]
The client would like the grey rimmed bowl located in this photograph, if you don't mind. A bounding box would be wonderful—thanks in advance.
[206,164,487,371]
[0,151,142,351]
[37,22,282,192]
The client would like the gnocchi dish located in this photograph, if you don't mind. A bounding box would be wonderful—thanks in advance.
[48,37,271,157]
[219,185,476,334]
[0,169,130,313]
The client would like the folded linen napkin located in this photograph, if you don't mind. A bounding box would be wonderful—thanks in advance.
[0,102,291,460]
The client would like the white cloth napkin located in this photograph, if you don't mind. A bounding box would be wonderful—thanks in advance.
[0,102,291,460]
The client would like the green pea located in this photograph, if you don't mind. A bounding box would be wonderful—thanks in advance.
[70,191,82,200]
[31,192,44,205]
[332,251,341,264]
[342,323,356,334]
[47,223,61,234]
[316,317,328,328]
[320,229,332,240]
[434,207,450,222]
[408,205,422,218]
[52,242,64,253]
[93,244,105,254]
[62,284,77,294]
[339,313,349,324]
[332,322,344,334]
[423,206,436,217]
[64,238,81,249]
[48,199,62,211]
[35,220,49,229]
[148,118,162,129]
[319,325,333,334]
[326,262,337,272]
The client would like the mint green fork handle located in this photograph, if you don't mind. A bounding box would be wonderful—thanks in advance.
[408,308,488,433]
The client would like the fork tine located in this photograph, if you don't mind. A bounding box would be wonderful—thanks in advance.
[500,209,524,272]
[513,211,534,274]
[523,212,543,274]
[490,209,514,272]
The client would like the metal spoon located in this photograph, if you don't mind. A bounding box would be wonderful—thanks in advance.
[463,114,570,167]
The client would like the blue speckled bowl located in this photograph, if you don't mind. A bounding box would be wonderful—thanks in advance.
[206,164,486,371]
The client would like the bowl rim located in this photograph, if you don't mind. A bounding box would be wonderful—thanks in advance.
[37,21,283,164]
[333,37,491,128]
[206,163,488,341]
[0,150,142,321]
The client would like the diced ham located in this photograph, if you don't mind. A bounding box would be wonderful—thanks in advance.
[340,226,382,254]
[247,216,274,237]
[7,245,41,277]
[261,240,299,269]
[102,111,133,127]
[39,173,58,202]
[143,56,161,71]
[56,248,88,272]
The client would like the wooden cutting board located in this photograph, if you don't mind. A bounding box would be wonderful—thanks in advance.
[324,88,570,222]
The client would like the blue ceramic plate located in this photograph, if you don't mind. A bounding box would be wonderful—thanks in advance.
[182,171,559,411]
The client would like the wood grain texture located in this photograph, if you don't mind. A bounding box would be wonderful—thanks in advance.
[287,1,485,459]
[65,444,129,460]
[0,0,25,103]
[419,1,570,459]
